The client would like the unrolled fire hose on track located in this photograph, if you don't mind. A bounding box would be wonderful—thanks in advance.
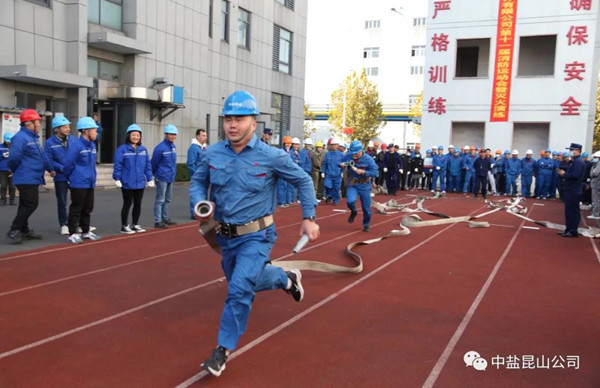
[193,196,600,275]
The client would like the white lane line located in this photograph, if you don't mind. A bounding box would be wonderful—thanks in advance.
[0,212,411,360]
[421,212,531,388]
[0,213,346,296]
[174,203,486,388]
[580,217,600,264]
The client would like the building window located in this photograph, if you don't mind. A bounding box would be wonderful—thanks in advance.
[209,0,213,38]
[238,8,251,49]
[87,58,121,82]
[273,25,292,74]
[220,0,230,42]
[26,0,50,6]
[272,92,291,144]
[363,47,380,58]
[410,66,423,75]
[411,45,426,57]
[413,17,426,26]
[364,20,381,29]
[276,0,295,10]
[88,0,122,31]
[365,67,379,76]
[517,35,556,77]
[455,38,490,78]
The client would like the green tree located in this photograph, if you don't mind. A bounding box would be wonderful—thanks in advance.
[328,69,384,145]
[303,103,317,140]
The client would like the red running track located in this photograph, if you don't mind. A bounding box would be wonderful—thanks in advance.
[0,193,599,387]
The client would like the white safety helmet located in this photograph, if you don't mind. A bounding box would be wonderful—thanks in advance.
[368,141,374,147]
[525,149,533,155]
[331,137,340,145]
[448,144,454,149]
[593,151,600,158]
[512,149,519,155]
[304,138,313,145]
[291,137,301,144]
[431,145,437,150]
[463,145,470,151]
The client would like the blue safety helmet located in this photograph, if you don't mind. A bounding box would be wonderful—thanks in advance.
[504,150,510,154]
[582,151,589,158]
[76,117,99,131]
[164,124,178,135]
[545,148,551,153]
[437,145,444,150]
[127,124,142,134]
[3,132,13,143]
[222,90,260,116]
[552,151,559,156]
[52,116,71,129]
[563,152,571,158]
[426,149,431,153]
[348,140,363,155]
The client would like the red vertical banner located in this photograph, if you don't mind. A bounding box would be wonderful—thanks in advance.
[490,0,518,122]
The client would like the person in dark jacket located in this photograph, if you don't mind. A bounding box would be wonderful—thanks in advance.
[557,143,586,237]
[409,151,424,189]
[63,117,100,244]
[383,144,402,195]
[473,149,492,199]
[45,116,78,235]
[113,124,154,234]
[400,147,411,190]
[152,124,178,228]
[6,109,56,244]
[0,132,16,206]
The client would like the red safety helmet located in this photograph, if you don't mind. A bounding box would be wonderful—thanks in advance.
[20,109,41,123]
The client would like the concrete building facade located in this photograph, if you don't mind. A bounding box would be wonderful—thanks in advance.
[421,0,599,153]
[0,0,307,163]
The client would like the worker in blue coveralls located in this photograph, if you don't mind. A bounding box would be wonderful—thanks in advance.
[432,145,447,193]
[299,138,313,176]
[151,124,178,228]
[322,137,343,204]
[557,143,585,237]
[505,149,522,196]
[341,140,379,232]
[45,116,78,235]
[549,151,561,199]
[189,90,320,377]
[186,129,207,218]
[0,132,16,206]
[536,149,554,199]
[520,149,537,198]
[462,146,476,194]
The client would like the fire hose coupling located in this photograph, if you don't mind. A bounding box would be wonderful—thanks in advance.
[194,200,215,222]
[340,160,355,168]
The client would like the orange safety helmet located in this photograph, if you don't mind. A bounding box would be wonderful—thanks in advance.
[470,146,476,151]
[20,109,41,123]
[539,149,545,156]
[373,141,380,147]
[495,149,502,154]
[282,136,292,144]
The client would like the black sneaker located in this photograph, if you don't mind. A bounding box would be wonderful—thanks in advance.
[7,230,22,244]
[285,269,304,302]
[201,346,228,377]
[154,221,168,229]
[347,210,357,224]
[21,230,42,240]
[163,218,177,226]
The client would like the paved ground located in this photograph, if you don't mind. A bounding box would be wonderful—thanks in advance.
[0,183,193,254]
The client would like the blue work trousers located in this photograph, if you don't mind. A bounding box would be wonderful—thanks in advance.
[216,225,288,350]
[505,174,518,196]
[521,175,533,197]
[346,182,372,227]
[54,180,69,226]
[433,169,446,191]
[463,171,473,193]
[537,173,552,198]
[154,180,173,223]
[448,175,460,192]
[324,175,341,204]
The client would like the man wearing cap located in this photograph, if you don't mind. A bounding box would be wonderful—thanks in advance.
[557,143,586,237]
[260,127,273,145]
[473,149,492,199]
[322,137,343,204]
[63,117,101,244]
[299,138,313,177]
[505,150,521,196]
[6,109,56,244]
[189,90,319,377]
[45,116,78,234]
[520,150,537,198]
[375,143,387,188]
[536,149,554,199]
[277,136,293,207]
[432,145,447,193]
[152,124,178,228]
[0,132,16,206]
[340,140,378,231]
[383,143,402,195]
[461,147,476,194]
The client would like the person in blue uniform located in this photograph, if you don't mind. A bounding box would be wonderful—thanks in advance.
[6,109,56,244]
[190,91,320,377]
[63,117,101,244]
[113,124,154,234]
[151,124,178,228]
[536,149,554,199]
[432,145,447,193]
[322,137,343,204]
[341,140,379,231]
[520,149,537,198]
[557,143,585,237]
[505,150,522,196]
[0,132,16,206]
[45,116,78,235]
